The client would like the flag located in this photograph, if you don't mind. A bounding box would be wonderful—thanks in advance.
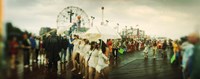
[118,48,124,54]
[171,54,176,64]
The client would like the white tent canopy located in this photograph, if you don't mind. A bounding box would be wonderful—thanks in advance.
[57,23,73,35]
[98,25,121,39]
[84,25,121,42]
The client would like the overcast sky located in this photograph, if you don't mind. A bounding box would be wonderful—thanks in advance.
[4,0,200,39]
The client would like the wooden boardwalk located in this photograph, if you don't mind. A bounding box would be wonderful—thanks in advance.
[110,59,182,79]
[2,49,182,79]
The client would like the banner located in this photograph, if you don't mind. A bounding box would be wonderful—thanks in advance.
[118,48,124,54]
[170,54,176,64]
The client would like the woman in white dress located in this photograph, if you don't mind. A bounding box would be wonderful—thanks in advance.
[88,41,99,79]
[77,39,85,74]
[84,40,92,64]
[80,39,90,78]
[95,39,110,79]
[71,35,80,71]
[143,43,150,58]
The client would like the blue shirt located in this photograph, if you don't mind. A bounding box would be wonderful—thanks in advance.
[29,37,36,48]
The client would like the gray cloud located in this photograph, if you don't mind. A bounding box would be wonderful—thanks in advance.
[4,0,200,39]
[6,0,40,8]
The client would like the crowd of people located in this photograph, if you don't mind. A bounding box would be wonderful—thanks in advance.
[142,39,169,59]
[7,31,166,79]
[7,30,200,79]
[170,32,200,79]
[140,32,200,79]
[8,31,115,79]
[9,33,44,69]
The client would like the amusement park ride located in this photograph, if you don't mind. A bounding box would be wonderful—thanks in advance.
[40,6,120,39]
[56,6,90,35]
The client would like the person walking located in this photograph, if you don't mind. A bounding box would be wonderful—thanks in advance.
[22,33,31,68]
[29,34,36,63]
[71,35,80,71]
[68,35,74,62]
[162,40,168,58]
[152,40,157,59]
[61,35,69,63]
[35,37,40,63]
[172,40,181,65]
[38,37,45,62]
[122,40,128,54]
[43,34,51,64]
[46,32,62,71]
[180,36,194,79]
[157,40,163,57]
[88,42,99,79]
[9,37,19,69]
[143,40,150,59]
[188,33,200,79]
[107,39,112,57]
[95,40,110,79]
[77,39,85,74]
[112,39,120,60]
[83,39,91,79]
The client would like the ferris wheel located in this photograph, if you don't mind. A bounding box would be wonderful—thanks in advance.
[56,6,90,31]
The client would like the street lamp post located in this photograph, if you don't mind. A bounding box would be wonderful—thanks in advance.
[117,23,119,33]
[101,7,104,25]
[106,20,109,25]
[91,16,95,27]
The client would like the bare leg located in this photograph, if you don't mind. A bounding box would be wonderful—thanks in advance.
[78,55,83,74]
[94,71,101,79]
[81,57,85,76]
[153,48,156,58]
[84,60,88,79]
[71,52,77,71]
[88,67,94,79]
[11,55,16,69]
[102,67,110,79]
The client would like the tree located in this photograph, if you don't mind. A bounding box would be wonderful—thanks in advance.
[5,22,30,41]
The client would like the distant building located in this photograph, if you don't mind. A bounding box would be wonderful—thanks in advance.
[120,27,145,39]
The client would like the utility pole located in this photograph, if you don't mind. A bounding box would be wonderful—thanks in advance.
[135,25,139,38]
[125,26,127,38]
[68,10,74,23]
[131,26,133,36]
